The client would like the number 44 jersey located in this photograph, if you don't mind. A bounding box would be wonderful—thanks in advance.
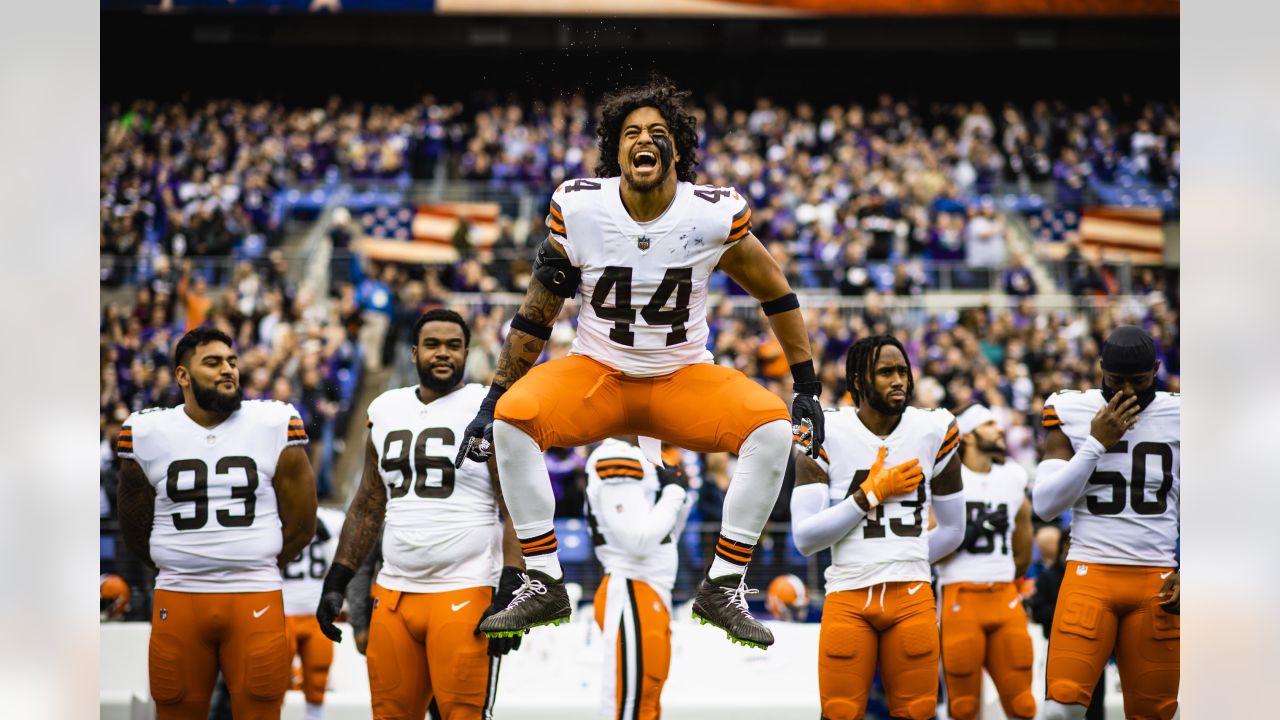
[815,406,960,593]
[366,384,502,593]
[1042,389,1180,567]
[550,177,753,377]
[119,400,309,593]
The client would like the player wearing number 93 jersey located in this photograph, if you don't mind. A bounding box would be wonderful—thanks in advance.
[116,327,319,720]
[317,310,525,720]
[790,336,966,720]
[460,76,825,652]
[1033,326,1180,720]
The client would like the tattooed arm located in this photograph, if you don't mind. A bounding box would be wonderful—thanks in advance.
[332,435,388,572]
[491,237,569,389]
[116,459,156,568]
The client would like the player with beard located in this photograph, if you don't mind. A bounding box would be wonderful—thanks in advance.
[932,404,1036,720]
[789,335,965,720]
[116,327,318,720]
[316,309,525,719]
[1033,326,1180,720]
[456,76,823,651]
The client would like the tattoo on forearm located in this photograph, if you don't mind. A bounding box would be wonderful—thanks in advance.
[493,280,564,388]
[334,469,388,570]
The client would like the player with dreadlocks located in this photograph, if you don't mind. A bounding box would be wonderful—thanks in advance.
[790,335,966,720]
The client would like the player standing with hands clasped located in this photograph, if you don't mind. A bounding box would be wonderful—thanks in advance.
[454,76,825,650]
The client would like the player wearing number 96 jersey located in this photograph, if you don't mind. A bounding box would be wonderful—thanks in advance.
[318,310,525,720]
[461,76,824,652]
[1033,326,1180,720]
[281,506,345,720]
[790,336,965,720]
[116,327,319,720]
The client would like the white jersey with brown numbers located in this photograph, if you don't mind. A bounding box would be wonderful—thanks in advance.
[815,406,960,593]
[547,176,754,377]
[584,439,692,612]
[935,462,1028,585]
[366,384,502,593]
[281,506,346,616]
[117,400,310,593]
[1041,389,1180,567]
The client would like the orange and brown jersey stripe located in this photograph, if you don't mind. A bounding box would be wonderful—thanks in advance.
[936,420,960,461]
[287,417,309,443]
[1041,407,1062,428]
[547,199,567,237]
[727,205,753,243]
[714,536,755,566]
[520,529,559,557]
[117,428,134,454]
[596,457,645,480]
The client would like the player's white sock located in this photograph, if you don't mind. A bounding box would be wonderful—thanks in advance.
[304,702,324,720]
[1041,699,1087,720]
[493,419,563,580]
[708,419,790,579]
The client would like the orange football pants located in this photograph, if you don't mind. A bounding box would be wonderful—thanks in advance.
[594,575,672,720]
[939,582,1037,720]
[1046,561,1179,719]
[366,584,499,720]
[494,354,790,453]
[149,589,290,720]
[284,614,334,704]
[818,581,939,720]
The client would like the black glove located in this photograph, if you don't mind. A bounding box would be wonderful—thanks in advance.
[657,462,688,492]
[316,564,355,643]
[476,566,527,657]
[454,385,506,468]
[790,362,825,459]
[980,506,1010,536]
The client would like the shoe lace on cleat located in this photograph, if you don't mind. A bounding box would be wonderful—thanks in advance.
[505,572,548,611]
[723,579,759,620]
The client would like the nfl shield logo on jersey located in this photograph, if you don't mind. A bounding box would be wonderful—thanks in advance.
[636,235,650,252]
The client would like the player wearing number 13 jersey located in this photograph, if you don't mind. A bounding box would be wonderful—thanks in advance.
[116,327,319,720]
[790,336,966,720]
[458,76,825,651]
[1033,326,1180,720]
[317,310,525,720]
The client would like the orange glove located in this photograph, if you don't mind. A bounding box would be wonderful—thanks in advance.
[859,446,925,509]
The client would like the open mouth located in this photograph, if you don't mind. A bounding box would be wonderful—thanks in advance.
[633,150,658,170]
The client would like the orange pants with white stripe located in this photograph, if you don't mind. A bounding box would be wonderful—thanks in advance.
[284,614,334,705]
[366,584,501,720]
[818,581,939,720]
[594,575,672,720]
[1045,561,1179,719]
[494,354,789,454]
[939,582,1037,720]
[148,589,291,720]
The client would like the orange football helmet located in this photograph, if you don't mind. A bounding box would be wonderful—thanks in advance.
[766,574,809,622]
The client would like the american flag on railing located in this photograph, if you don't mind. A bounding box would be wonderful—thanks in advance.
[355,202,503,264]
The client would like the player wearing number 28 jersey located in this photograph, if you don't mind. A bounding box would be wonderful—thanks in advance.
[281,506,345,720]
[317,310,525,720]
[116,327,319,720]
[1034,326,1180,720]
[456,77,825,650]
[791,336,966,720]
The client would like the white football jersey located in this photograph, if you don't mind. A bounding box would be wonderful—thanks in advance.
[119,400,309,593]
[584,439,692,611]
[281,506,346,616]
[367,384,502,593]
[548,177,753,377]
[1042,390,1180,567]
[935,462,1028,585]
[815,406,960,592]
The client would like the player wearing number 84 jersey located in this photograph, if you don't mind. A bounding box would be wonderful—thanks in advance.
[116,327,319,720]
[790,336,966,720]
[1033,326,1180,720]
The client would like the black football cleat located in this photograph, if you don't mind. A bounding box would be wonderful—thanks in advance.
[477,569,571,638]
[691,574,774,650]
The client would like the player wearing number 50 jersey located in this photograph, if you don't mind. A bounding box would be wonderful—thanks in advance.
[116,327,319,720]
[316,310,525,720]
[790,336,966,720]
[932,404,1036,720]
[281,506,345,720]
[1033,326,1180,720]
[457,76,824,651]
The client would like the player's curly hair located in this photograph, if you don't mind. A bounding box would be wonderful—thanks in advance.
[594,76,699,183]
[845,335,914,407]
